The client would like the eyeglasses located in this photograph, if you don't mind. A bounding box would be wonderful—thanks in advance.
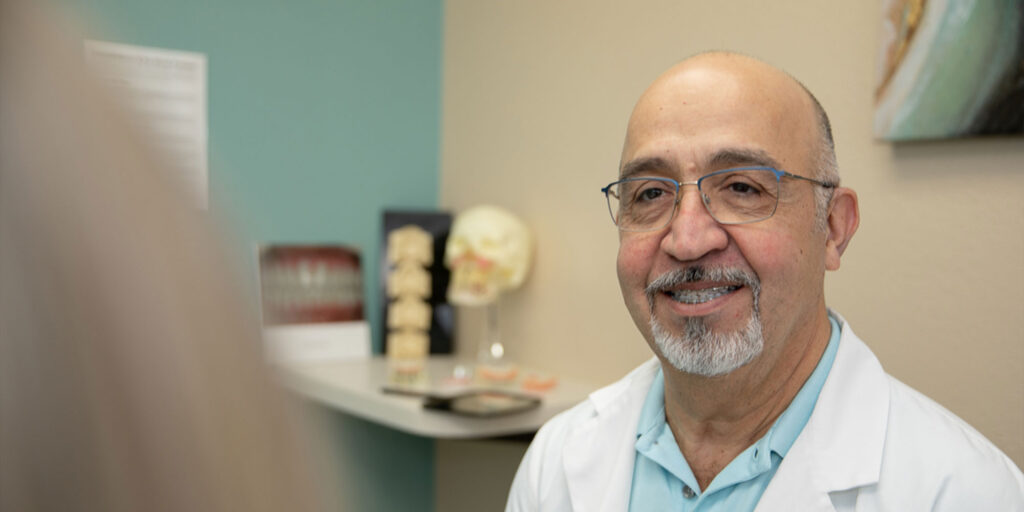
[601,166,836,232]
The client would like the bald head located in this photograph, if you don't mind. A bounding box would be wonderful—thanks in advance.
[621,52,838,224]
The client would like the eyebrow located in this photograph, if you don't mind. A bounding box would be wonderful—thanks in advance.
[619,147,783,180]
[619,157,673,179]
[706,147,782,170]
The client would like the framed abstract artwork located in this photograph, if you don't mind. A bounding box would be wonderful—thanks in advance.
[875,0,1023,140]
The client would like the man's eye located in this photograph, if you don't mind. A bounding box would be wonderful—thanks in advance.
[727,182,759,195]
[637,188,666,202]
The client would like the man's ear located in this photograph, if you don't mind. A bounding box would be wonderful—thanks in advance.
[824,187,859,271]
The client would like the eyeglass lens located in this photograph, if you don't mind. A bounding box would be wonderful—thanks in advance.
[606,169,781,231]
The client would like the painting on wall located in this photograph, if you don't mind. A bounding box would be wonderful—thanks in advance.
[875,0,1024,141]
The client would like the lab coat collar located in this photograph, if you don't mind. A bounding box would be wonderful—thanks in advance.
[563,358,658,512]
[561,313,889,512]
[755,312,890,510]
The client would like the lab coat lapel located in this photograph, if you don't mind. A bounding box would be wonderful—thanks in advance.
[756,318,889,511]
[563,359,658,512]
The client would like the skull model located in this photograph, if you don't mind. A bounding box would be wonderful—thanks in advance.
[444,205,532,306]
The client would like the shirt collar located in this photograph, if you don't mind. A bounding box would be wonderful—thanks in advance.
[636,364,666,439]
[765,313,842,458]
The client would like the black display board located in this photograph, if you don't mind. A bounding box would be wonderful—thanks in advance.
[380,210,455,354]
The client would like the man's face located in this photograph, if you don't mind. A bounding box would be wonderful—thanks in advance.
[616,57,829,376]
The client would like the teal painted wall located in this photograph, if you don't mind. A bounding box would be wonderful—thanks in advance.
[66,0,440,353]
[58,1,442,510]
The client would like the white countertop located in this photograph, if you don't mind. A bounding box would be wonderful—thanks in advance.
[277,356,597,439]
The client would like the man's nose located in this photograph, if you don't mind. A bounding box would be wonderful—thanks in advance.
[659,186,729,262]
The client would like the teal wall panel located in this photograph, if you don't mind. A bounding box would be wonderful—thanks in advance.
[65,0,442,354]
[58,1,443,510]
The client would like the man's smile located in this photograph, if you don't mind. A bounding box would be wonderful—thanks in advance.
[645,266,760,314]
[666,284,743,304]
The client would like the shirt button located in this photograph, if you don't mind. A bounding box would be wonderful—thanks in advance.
[682,485,696,499]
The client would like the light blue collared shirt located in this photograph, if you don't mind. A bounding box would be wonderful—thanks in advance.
[628,315,841,511]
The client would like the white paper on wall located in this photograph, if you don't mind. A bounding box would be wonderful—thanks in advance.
[85,40,208,208]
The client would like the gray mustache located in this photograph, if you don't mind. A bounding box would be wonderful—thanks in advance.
[645,266,761,307]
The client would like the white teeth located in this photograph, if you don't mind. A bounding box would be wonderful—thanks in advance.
[669,286,739,304]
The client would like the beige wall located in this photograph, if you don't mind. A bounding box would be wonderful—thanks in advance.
[441,0,1024,481]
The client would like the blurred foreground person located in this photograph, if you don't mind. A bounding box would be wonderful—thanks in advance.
[0,1,335,511]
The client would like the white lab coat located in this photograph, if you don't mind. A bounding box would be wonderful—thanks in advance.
[506,316,1024,511]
